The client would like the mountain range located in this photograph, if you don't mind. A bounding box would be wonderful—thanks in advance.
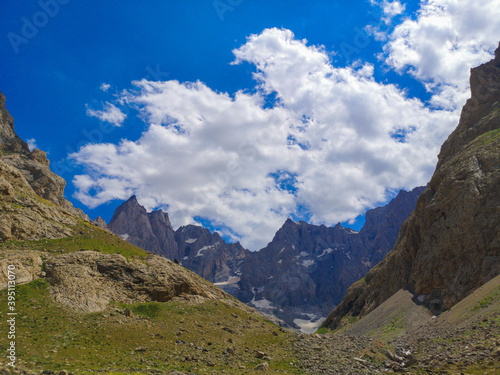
[101,186,424,331]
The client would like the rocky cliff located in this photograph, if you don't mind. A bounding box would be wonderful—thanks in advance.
[0,91,88,242]
[175,224,249,287]
[236,187,424,330]
[107,195,179,259]
[321,44,500,330]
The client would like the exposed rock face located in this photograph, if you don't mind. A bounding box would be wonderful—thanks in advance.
[0,91,88,241]
[321,46,500,330]
[108,196,179,259]
[0,251,44,289]
[236,187,424,329]
[0,92,30,155]
[92,216,108,230]
[175,224,249,286]
[44,250,230,312]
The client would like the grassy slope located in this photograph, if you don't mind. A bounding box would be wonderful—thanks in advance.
[0,279,302,374]
[0,222,303,374]
[342,289,433,342]
[0,221,149,259]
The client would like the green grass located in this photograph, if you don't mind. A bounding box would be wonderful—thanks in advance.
[124,302,162,318]
[475,127,500,146]
[0,221,149,259]
[472,286,499,311]
[0,279,303,374]
[315,327,330,334]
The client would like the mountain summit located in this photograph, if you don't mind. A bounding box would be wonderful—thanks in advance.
[321,43,500,330]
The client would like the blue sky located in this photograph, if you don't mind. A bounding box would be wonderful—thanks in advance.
[1,0,498,250]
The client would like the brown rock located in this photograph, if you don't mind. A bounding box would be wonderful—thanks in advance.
[253,362,270,371]
[43,250,235,312]
[322,44,500,330]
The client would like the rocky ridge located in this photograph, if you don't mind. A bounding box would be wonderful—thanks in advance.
[236,187,424,331]
[0,91,88,242]
[321,43,500,330]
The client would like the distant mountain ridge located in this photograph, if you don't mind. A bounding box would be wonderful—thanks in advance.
[104,186,424,330]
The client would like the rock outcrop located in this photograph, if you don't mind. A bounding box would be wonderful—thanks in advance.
[107,196,249,287]
[321,45,500,330]
[44,250,230,312]
[175,224,249,285]
[107,195,179,259]
[0,91,88,242]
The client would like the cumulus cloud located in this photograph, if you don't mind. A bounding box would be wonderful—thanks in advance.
[71,20,492,250]
[382,0,405,17]
[381,0,500,110]
[86,102,127,127]
[100,83,111,92]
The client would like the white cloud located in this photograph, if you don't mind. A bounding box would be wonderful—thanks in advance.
[381,0,500,110]
[382,0,405,17]
[71,23,492,250]
[86,102,127,127]
[26,138,37,151]
[100,83,111,92]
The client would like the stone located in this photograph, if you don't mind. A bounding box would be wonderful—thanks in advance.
[255,351,266,358]
[253,362,270,371]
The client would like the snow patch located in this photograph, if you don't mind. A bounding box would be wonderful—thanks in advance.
[183,256,189,260]
[300,251,308,257]
[278,259,283,264]
[318,248,333,258]
[214,276,241,286]
[302,259,315,267]
[185,238,197,244]
[279,247,285,254]
[196,241,220,257]
[119,234,129,240]
[293,317,326,334]
[251,298,274,309]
